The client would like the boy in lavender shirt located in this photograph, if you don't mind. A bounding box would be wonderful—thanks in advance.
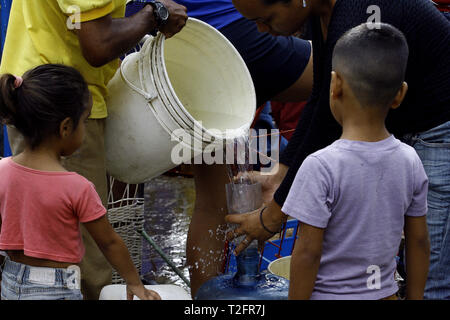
[283,23,430,300]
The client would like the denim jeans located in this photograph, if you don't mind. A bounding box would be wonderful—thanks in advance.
[0,257,83,300]
[403,120,450,300]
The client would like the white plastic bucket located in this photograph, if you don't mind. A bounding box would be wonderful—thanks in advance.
[99,284,191,300]
[268,256,291,280]
[105,18,256,184]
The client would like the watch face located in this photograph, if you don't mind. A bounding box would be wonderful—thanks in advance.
[156,3,169,21]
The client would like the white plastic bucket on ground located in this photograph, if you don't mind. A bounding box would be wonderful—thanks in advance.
[268,256,291,280]
[99,284,191,300]
[105,18,256,184]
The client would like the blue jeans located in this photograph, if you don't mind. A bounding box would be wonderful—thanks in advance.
[403,120,450,300]
[1,258,83,300]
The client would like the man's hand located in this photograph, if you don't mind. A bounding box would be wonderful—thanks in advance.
[158,0,188,38]
[76,1,187,68]
[225,200,287,255]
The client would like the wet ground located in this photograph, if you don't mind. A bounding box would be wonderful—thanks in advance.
[137,174,299,297]
[141,175,195,295]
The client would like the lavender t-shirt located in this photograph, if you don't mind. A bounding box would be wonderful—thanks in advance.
[282,135,428,300]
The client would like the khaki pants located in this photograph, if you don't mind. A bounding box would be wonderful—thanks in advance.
[7,119,112,300]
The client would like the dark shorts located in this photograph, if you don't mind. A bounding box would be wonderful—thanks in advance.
[219,17,312,106]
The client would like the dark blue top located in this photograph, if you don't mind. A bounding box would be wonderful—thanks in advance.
[176,0,243,29]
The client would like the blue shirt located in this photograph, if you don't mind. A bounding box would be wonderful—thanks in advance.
[172,0,243,29]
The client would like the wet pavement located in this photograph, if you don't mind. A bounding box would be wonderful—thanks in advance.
[141,175,195,295]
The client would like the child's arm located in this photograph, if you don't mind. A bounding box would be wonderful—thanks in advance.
[403,215,430,300]
[289,222,324,300]
[83,216,161,300]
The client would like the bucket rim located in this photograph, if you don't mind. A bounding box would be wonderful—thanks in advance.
[144,18,257,142]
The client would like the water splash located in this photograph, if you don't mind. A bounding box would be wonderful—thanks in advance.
[225,133,254,185]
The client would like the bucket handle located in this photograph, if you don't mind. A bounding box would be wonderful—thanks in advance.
[119,52,157,102]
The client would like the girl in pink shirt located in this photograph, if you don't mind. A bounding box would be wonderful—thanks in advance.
[0,64,160,300]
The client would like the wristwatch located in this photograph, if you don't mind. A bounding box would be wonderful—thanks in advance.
[148,1,170,36]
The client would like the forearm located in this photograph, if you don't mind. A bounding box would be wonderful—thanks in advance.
[403,215,430,300]
[77,6,156,67]
[288,242,321,299]
[405,237,430,300]
[267,199,289,227]
[99,233,142,286]
[105,10,155,58]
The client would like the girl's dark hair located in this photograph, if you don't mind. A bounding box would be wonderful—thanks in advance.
[0,64,90,149]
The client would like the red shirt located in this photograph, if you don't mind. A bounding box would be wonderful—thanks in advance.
[0,158,106,263]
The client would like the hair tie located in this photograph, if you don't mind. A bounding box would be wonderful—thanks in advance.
[14,76,23,89]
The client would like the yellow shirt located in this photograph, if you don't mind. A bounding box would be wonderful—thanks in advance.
[0,0,127,119]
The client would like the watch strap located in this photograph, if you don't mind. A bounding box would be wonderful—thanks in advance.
[148,1,160,36]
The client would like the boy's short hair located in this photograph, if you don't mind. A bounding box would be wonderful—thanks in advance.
[332,22,409,109]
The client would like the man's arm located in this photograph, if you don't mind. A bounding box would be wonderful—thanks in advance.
[76,0,187,67]
[289,222,323,299]
[403,215,430,300]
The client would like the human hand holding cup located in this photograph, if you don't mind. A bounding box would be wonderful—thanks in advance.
[225,199,286,256]
[225,182,265,255]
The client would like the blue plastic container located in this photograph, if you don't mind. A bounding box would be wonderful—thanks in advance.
[226,219,299,273]
[195,244,289,300]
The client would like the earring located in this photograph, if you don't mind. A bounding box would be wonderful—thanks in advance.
[303,0,307,7]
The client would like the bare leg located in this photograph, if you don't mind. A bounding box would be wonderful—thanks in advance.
[186,163,230,298]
